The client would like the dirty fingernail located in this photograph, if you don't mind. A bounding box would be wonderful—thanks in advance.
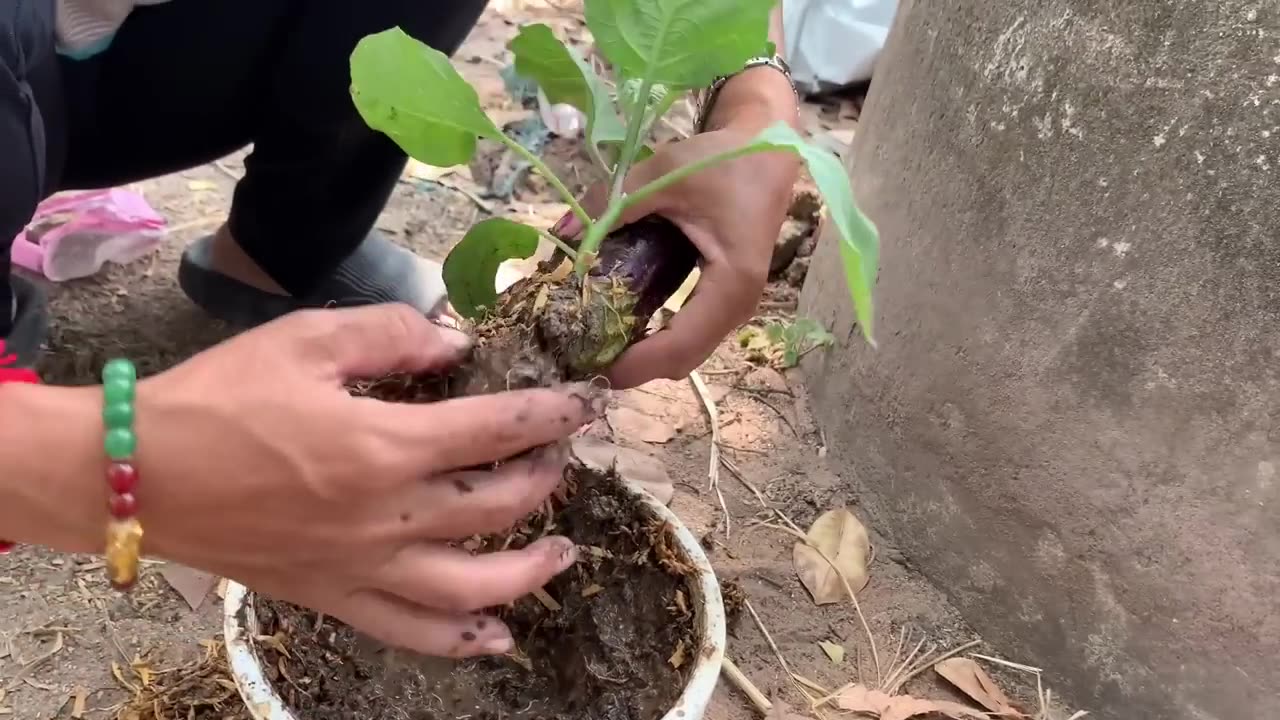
[548,537,578,569]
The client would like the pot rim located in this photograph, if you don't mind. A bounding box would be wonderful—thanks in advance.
[224,482,727,720]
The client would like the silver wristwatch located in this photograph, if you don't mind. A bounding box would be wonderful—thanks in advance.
[695,54,799,133]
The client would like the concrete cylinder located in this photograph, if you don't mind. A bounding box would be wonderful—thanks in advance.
[799,2,1279,718]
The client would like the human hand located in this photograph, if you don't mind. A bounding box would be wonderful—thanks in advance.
[558,121,801,388]
[129,305,603,656]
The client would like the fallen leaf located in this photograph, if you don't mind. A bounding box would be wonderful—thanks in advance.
[607,406,676,444]
[186,180,217,192]
[571,437,675,504]
[71,687,87,718]
[159,563,219,611]
[668,639,686,669]
[581,584,604,597]
[793,508,871,604]
[934,658,1025,716]
[836,685,987,720]
[818,640,845,664]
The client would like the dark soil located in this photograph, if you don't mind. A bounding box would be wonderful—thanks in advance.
[254,465,700,720]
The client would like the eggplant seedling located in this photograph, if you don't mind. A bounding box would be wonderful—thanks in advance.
[349,0,878,387]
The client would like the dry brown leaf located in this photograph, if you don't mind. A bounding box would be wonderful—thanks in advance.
[571,437,674,505]
[836,685,987,720]
[668,639,686,669]
[607,405,676,444]
[935,658,1024,716]
[793,508,871,604]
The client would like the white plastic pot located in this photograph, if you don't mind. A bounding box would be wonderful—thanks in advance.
[224,481,727,720]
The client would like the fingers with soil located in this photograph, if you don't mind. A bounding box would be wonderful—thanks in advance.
[333,589,516,657]
[389,383,608,473]
[396,441,570,539]
[378,536,579,614]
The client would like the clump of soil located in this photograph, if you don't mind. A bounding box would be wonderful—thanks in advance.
[253,466,702,720]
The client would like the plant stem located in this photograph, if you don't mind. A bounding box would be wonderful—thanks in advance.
[608,77,655,206]
[499,136,591,227]
[624,143,769,211]
[536,228,578,260]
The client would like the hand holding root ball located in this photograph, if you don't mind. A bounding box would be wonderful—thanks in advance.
[117,305,605,657]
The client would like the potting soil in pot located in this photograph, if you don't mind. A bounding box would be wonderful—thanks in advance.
[253,465,700,720]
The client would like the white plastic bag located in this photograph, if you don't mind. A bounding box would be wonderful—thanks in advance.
[784,0,898,93]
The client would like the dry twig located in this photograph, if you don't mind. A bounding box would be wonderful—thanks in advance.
[690,371,730,538]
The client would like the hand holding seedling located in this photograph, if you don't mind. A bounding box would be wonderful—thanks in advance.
[569,121,803,386]
[349,0,880,385]
[1,305,603,657]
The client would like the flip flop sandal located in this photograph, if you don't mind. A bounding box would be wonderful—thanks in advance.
[1,274,49,369]
[177,230,449,328]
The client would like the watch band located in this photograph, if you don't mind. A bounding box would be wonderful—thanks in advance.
[695,54,799,133]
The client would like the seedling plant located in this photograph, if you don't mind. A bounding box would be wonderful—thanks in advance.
[348,0,879,383]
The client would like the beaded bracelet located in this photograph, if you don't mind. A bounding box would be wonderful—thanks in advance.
[0,339,41,555]
[101,358,143,590]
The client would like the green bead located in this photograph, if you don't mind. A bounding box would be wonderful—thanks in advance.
[104,428,137,460]
[103,377,135,405]
[102,358,136,384]
[102,401,135,429]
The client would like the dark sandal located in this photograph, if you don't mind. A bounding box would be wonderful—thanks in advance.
[177,230,449,328]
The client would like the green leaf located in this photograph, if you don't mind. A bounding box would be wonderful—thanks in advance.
[750,123,880,344]
[509,24,627,155]
[350,27,502,167]
[442,218,541,318]
[585,0,776,89]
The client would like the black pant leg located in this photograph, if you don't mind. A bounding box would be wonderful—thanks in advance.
[0,0,61,336]
[59,0,488,296]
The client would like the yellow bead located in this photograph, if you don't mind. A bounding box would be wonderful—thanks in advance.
[105,518,144,590]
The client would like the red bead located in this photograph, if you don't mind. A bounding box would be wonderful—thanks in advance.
[107,463,138,494]
[0,541,14,554]
[109,493,138,519]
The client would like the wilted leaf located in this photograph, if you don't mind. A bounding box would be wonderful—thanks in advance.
[793,508,870,605]
[508,24,627,154]
[818,640,845,664]
[350,28,502,166]
[934,658,1025,716]
[442,218,541,318]
[585,0,775,89]
[745,122,879,345]
[836,685,987,720]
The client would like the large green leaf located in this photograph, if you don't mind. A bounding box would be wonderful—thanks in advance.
[584,0,776,89]
[350,27,502,167]
[442,218,542,319]
[751,123,880,344]
[508,24,627,154]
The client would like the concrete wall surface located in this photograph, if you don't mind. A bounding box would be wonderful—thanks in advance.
[799,1,1279,718]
